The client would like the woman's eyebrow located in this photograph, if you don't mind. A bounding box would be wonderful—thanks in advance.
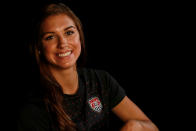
[64,26,75,31]
[41,26,76,37]
[42,31,54,36]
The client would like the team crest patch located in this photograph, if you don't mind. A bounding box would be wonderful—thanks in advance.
[88,97,102,113]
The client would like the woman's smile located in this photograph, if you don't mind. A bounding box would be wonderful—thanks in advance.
[55,50,73,61]
[57,51,72,57]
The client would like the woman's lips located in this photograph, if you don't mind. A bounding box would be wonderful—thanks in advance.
[58,51,72,57]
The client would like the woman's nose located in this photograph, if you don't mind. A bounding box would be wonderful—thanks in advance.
[58,36,68,49]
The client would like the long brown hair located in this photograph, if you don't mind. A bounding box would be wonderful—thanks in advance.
[29,2,85,131]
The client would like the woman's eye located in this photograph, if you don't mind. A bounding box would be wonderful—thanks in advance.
[45,35,54,40]
[66,31,74,36]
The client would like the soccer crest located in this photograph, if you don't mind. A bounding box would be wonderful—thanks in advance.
[88,97,102,113]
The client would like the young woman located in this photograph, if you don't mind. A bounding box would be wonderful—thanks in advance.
[17,2,159,131]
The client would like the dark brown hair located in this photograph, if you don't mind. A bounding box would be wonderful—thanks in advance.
[30,2,86,131]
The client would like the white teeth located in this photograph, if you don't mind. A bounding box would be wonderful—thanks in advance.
[58,51,71,57]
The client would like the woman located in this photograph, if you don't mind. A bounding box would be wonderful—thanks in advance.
[18,2,159,131]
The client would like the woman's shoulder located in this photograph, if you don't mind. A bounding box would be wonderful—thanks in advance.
[17,99,51,130]
[18,94,49,119]
[18,97,48,119]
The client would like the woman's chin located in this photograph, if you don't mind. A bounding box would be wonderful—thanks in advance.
[54,62,76,70]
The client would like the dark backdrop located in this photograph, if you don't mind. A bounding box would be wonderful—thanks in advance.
[1,0,188,130]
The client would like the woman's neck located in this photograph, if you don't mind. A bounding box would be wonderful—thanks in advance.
[49,66,79,95]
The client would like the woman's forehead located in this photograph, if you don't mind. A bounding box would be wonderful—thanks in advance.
[41,14,76,31]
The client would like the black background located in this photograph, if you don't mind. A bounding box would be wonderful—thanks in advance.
[1,0,191,130]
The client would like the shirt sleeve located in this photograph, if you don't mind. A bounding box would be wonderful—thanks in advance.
[103,71,126,110]
[17,103,51,131]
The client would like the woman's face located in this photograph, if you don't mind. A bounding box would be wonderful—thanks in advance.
[40,14,81,70]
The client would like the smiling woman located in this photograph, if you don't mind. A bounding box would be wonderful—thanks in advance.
[17,2,159,131]
[40,14,81,70]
